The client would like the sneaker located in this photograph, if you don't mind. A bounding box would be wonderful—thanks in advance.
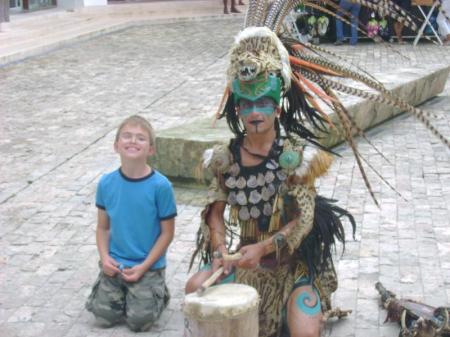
[334,40,343,46]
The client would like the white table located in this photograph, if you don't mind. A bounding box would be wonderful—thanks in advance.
[413,2,443,46]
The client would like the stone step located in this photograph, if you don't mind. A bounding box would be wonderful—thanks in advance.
[152,64,450,184]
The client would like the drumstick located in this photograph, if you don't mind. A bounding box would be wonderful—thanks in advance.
[197,266,224,295]
[212,252,242,261]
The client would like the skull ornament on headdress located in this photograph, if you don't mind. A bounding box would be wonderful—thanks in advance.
[226,27,293,108]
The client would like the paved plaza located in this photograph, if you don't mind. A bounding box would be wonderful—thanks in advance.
[0,12,450,337]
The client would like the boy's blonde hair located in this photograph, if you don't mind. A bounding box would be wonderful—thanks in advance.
[115,115,155,146]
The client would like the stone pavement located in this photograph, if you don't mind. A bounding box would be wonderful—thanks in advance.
[0,7,449,337]
[0,0,243,66]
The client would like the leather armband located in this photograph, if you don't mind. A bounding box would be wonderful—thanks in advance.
[272,233,287,264]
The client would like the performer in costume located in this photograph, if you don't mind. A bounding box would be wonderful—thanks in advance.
[185,27,355,337]
[186,2,449,337]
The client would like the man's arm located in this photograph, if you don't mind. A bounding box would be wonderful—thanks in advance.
[206,201,237,274]
[207,201,227,253]
[121,218,175,283]
[96,208,121,276]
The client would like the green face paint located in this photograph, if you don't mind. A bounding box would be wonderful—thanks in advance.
[240,106,275,117]
[239,97,277,117]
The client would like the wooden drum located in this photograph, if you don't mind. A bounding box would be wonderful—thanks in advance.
[183,283,259,337]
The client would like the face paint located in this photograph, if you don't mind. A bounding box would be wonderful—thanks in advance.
[240,105,275,117]
[239,97,277,117]
[249,120,263,133]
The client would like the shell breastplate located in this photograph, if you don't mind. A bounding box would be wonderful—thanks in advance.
[224,138,286,232]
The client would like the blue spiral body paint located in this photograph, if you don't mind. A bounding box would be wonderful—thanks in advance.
[295,288,321,316]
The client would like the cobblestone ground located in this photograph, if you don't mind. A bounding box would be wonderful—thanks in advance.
[0,17,449,337]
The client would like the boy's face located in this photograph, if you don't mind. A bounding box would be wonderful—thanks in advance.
[114,124,154,161]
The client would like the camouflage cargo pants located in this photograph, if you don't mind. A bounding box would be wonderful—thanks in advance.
[85,268,170,332]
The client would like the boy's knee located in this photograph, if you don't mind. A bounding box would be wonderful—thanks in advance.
[125,290,168,332]
[87,300,124,327]
[85,276,125,328]
[126,311,158,332]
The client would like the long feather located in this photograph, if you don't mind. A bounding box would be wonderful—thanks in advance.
[295,72,338,104]
[244,0,259,28]
[289,55,343,76]
[291,72,336,128]
[332,96,381,206]
[301,70,450,149]
[264,0,288,29]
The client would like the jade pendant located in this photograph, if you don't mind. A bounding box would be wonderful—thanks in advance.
[279,150,301,170]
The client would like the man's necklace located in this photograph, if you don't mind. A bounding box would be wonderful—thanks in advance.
[241,141,277,160]
[241,145,268,160]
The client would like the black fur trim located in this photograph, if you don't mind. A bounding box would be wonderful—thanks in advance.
[297,195,356,280]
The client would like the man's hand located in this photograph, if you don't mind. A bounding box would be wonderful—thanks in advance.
[238,243,265,269]
[212,249,236,275]
[101,255,121,277]
[121,264,146,283]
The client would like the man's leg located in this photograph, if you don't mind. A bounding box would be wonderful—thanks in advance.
[287,284,323,337]
[223,0,229,14]
[231,0,241,13]
[394,21,405,43]
[335,0,350,43]
[350,4,361,45]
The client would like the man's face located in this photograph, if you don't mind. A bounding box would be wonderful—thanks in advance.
[237,97,280,134]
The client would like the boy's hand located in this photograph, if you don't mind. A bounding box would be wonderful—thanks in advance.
[101,256,121,277]
[121,265,146,283]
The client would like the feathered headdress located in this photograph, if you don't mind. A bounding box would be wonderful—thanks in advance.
[216,0,449,206]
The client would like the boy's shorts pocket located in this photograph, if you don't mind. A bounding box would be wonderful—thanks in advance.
[85,273,102,312]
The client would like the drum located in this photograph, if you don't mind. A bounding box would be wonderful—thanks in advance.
[183,283,259,337]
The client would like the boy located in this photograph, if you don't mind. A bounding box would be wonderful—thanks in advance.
[86,115,177,332]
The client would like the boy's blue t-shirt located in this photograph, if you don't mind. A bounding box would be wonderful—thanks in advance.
[95,168,177,269]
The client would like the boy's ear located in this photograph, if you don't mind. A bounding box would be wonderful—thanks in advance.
[148,144,156,156]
